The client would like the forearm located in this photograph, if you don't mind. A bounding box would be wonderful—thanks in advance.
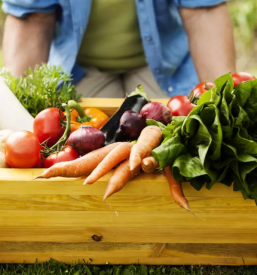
[3,13,56,77]
[179,3,236,82]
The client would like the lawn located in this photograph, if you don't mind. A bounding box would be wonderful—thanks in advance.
[0,261,257,275]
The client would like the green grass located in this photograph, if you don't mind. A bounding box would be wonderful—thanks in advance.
[0,261,257,275]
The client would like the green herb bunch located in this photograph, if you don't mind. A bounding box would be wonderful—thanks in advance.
[148,73,257,203]
[0,64,81,117]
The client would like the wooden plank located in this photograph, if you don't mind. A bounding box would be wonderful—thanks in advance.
[0,169,244,198]
[0,253,248,265]
[1,227,257,244]
[0,195,255,212]
[1,210,257,229]
[1,242,257,265]
[79,98,169,117]
[1,242,257,258]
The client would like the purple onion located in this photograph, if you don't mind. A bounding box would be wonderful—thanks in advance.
[140,102,172,125]
[120,110,146,139]
[68,125,105,156]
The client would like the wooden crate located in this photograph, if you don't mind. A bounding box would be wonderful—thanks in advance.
[0,98,257,266]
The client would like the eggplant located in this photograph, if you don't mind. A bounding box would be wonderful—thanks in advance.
[100,85,150,145]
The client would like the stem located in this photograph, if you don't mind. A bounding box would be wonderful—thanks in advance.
[128,84,151,102]
[68,100,91,123]
[50,103,71,152]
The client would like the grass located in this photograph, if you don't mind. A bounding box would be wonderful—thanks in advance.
[0,261,257,275]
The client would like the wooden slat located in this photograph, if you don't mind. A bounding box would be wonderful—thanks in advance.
[1,242,257,265]
[0,169,244,198]
[1,210,257,229]
[0,254,249,265]
[1,242,257,258]
[1,227,257,244]
[0,195,255,212]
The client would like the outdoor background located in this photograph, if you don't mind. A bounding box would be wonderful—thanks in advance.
[0,0,256,76]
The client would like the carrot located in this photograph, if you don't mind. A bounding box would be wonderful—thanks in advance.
[141,156,159,173]
[84,142,133,185]
[34,143,122,179]
[129,126,162,170]
[103,159,141,201]
[164,166,189,211]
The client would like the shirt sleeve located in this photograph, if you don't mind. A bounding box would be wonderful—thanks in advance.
[173,0,227,8]
[2,0,59,17]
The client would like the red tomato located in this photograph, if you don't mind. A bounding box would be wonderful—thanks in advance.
[5,131,41,168]
[34,146,45,168]
[44,146,79,168]
[33,108,65,147]
[189,82,214,99]
[232,72,256,88]
[34,158,45,168]
[167,95,195,116]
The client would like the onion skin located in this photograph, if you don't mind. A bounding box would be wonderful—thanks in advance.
[140,102,172,125]
[68,126,105,156]
[120,110,146,139]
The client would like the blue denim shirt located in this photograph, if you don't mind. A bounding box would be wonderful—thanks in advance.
[2,0,226,96]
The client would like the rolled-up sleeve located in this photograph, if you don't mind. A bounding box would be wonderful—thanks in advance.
[2,0,59,17]
[173,0,227,8]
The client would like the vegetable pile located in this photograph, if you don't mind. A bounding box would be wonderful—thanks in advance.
[1,67,257,212]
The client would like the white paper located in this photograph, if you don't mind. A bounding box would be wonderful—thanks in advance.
[0,78,34,131]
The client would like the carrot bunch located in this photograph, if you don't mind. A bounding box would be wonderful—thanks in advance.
[34,125,192,214]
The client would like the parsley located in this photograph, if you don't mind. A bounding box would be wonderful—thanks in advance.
[0,64,81,117]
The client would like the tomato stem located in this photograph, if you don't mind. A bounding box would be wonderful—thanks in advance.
[52,103,71,152]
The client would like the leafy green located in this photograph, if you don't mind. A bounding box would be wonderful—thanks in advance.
[152,72,257,203]
[0,64,81,117]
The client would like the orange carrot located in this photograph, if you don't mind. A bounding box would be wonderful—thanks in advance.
[141,156,159,173]
[103,159,141,201]
[84,142,133,185]
[164,166,189,211]
[34,143,122,179]
[129,126,162,170]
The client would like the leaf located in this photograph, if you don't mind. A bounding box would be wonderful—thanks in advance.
[214,72,234,93]
[146,119,166,130]
[172,154,207,180]
[230,127,257,155]
[233,79,257,107]
[152,136,186,169]
[243,82,257,122]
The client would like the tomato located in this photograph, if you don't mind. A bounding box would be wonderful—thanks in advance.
[33,108,65,147]
[34,146,45,168]
[5,131,41,168]
[44,146,79,168]
[189,82,214,99]
[167,95,195,116]
[232,72,256,88]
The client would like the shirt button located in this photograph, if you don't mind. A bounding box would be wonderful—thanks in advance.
[145,36,152,41]
[168,86,173,92]
[155,69,161,74]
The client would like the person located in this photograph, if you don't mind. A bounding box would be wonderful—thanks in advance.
[2,0,235,99]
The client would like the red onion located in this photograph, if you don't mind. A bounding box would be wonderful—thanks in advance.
[140,102,172,125]
[68,125,105,156]
[120,110,146,139]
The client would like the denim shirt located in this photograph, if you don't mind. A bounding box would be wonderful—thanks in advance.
[2,0,226,96]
